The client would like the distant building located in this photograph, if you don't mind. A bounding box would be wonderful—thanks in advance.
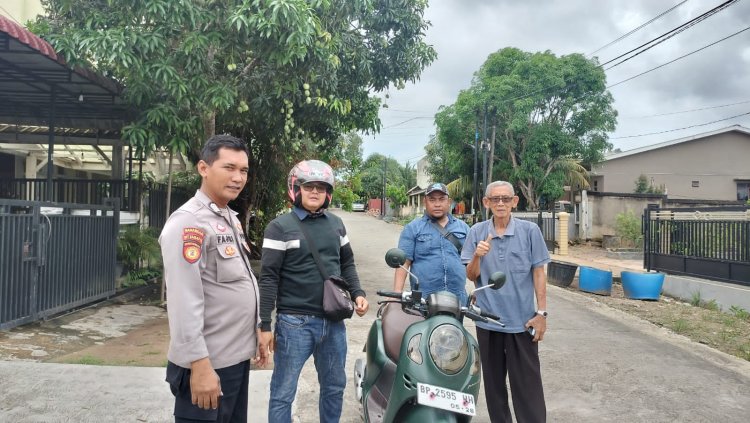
[590,125,750,202]
[403,156,432,215]
[1,0,44,24]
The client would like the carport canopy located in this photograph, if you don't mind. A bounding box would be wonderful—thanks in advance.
[0,14,133,192]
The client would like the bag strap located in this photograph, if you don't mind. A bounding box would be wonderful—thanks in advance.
[291,215,329,280]
[429,219,462,253]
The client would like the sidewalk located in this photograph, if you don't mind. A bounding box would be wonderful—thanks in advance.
[0,361,272,423]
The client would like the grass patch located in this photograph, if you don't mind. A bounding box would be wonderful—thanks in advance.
[690,291,702,307]
[672,318,689,333]
[72,355,105,365]
[701,299,719,311]
[729,306,750,321]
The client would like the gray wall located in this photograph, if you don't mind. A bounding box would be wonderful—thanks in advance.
[585,192,663,239]
[591,130,750,201]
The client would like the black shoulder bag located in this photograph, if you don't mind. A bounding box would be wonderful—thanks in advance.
[292,217,355,321]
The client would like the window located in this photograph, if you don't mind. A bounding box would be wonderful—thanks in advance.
[737,182,750,202]
[691,180,699,188]
[593,180,598,192]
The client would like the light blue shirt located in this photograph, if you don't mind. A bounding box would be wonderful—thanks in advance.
[398,213,470,304]
[461,217,550,333]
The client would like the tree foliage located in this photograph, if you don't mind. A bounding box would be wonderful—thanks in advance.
[431,47,617,210]
[386,184,408,209]
[357,154,413,201]
[34,0,436,246]
[634,174,664,194]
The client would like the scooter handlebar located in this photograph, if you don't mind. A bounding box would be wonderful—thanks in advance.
[376,290,403,299]
[481,310,501,321]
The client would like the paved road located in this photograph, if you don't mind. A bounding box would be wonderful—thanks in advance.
[295,211,750,422]
[1,210,749,422]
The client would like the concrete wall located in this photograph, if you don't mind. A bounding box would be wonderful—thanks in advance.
[591,130,750,201]
[585,192,664,239]
[663,275,750,313]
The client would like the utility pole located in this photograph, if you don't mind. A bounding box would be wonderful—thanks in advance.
[481,104,488,219]
[381,156,387,216]
[473,114,479,223]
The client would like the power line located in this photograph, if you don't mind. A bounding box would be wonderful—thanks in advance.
[607,25,750,89]
[588,0,689,56]
[610,110,750,139]
[381,116,433,129]
[621,99,750,119]
[489,1,740,107]
[602,0,740,70]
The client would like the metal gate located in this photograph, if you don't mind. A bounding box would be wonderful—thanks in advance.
[643,205,750,286]
[0,199,119,330]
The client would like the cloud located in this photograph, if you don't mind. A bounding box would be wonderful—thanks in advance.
[363,0,750,164]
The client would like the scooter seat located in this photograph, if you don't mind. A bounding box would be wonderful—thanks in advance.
[381,303,425,362]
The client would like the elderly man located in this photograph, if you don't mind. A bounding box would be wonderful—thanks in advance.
[461,180,550,423]
[394,182,470,303]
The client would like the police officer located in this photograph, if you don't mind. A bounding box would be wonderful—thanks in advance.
[159,134,266,423]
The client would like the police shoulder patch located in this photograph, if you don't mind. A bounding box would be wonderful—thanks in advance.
[182,228,205,263]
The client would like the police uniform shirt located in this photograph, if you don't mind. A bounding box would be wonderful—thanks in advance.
[159,190,260,370]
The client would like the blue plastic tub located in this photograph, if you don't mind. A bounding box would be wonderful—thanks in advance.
[578,266,613,296]
[621,271,665,300]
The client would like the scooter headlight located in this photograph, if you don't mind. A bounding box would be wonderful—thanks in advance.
[429,324,468,375]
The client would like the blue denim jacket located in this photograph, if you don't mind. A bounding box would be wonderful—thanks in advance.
[398,213,470,304]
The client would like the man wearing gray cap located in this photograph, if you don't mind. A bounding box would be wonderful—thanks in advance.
[394,182,470,303]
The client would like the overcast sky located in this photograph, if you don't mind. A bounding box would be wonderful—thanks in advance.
[362,0,750,165]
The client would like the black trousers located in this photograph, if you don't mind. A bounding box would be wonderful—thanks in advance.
[166,360,250,423]
[476,328,546,423]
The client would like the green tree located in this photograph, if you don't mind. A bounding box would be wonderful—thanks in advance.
[358,154,406,200]
[35,0,436,243]
[386,184,408,209]
[433,47,617,210]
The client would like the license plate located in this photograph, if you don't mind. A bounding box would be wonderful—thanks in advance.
[416,383,476,416]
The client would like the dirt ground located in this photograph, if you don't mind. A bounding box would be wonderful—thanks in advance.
[0,283,169,366]
[1,246,749,366]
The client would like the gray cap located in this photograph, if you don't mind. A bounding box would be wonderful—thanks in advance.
[425,182,449,196]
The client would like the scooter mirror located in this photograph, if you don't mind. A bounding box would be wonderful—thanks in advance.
[488,271,506,290]
[384,248,407,268]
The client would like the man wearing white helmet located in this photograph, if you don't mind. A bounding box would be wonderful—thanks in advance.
[258,159,369,423]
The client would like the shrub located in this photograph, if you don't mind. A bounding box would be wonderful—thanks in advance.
[614,210,643,249]
[117,226,162,273]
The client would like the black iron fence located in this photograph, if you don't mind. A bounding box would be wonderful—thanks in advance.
[0,199,118,330]
[515,210,558,252]
[644,205,750,286]
[0,178,141,212]
[147,183,192,230]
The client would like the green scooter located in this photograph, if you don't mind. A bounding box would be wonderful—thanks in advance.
[353,248,506,422]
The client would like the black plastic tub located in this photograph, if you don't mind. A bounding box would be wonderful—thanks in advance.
[548,260,578,287]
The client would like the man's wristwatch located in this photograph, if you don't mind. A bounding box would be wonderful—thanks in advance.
[536,310,548,318]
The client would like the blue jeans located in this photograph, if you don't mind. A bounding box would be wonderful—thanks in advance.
[269,314,347,423]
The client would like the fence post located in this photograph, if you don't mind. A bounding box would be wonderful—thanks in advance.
[557,212,569,255]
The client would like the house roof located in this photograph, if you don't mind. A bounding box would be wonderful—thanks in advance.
[407,185,425,196]
[604,125,750,161]
[0,14,130,130]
